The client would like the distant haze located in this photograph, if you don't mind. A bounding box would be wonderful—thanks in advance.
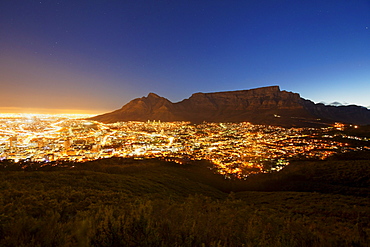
[0,107,107,115]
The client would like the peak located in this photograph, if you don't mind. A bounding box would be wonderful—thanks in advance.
[144,92,172,103]
[147,92,161,98]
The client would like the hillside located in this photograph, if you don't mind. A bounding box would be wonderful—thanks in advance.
[1,156,370,246]
[90,86,370,126]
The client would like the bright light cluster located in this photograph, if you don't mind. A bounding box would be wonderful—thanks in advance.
[0,114,368,178]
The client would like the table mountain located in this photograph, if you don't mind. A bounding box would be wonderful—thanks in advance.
[90,86,370,127]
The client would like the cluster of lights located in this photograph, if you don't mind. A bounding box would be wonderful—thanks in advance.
[0,114,367,178]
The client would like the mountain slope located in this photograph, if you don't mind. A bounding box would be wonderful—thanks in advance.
[90,86,370,126]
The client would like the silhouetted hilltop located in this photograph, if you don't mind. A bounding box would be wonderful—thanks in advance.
[90,86,370,126]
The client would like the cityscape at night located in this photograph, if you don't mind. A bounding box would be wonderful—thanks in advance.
[0,114,368,178]
[1,0,370,246]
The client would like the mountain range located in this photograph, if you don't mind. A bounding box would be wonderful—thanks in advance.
[90,86,370,127]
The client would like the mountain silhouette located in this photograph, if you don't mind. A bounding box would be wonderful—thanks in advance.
[90,86,370,127]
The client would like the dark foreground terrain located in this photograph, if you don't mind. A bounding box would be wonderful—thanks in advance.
[1,153,370,247]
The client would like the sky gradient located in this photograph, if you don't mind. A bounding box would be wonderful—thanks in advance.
[1,0,369,114]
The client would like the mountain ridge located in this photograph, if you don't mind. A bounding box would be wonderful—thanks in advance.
[90,86,370,127]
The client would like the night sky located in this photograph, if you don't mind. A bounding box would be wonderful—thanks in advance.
[1,0,369,114]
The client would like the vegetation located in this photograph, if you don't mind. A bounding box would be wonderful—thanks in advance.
[0,155,369,246]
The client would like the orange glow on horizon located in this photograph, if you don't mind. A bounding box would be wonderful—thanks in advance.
[0,107,107,116]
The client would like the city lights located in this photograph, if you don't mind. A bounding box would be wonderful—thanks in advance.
[0,114,368,178]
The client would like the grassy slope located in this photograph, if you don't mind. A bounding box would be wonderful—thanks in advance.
[1,156,370,246]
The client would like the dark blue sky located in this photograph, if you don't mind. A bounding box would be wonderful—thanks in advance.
[1,0,369,113]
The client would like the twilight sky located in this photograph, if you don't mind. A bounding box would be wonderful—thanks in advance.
[1,0,369,114]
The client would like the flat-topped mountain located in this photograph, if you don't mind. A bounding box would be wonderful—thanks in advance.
[90,86,370,127]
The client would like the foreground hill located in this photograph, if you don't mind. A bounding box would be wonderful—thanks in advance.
[1,156,370,246]
[90,86,370,126]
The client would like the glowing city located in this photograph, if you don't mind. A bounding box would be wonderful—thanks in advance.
[1,114,368,178]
